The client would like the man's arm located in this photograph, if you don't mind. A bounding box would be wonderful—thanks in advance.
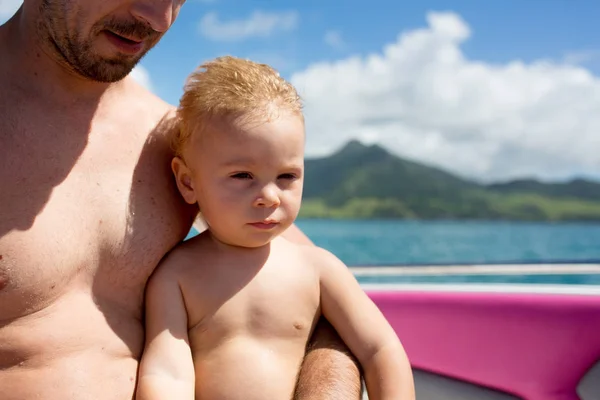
[294,317,363,400]
[136,263,195,400]
[285,223,362,399]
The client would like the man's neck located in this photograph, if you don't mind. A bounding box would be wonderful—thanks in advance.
[0,5,116,106]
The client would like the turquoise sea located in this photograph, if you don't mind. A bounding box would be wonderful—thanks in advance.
[188,220,600,285]
[294,220,600,265]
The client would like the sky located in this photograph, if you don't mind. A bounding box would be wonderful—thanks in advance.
[2,0,600,183]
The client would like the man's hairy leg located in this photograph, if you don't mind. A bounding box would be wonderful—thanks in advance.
[295,318,363,400]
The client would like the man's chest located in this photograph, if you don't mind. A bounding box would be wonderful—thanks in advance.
[0,144,190,321]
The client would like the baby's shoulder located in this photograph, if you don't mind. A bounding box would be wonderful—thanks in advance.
[151,232,215,281]
[281,239,344,273]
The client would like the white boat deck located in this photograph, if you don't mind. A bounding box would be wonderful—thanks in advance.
[351,263,600,295]
[350,263,600,276]
[359,282,600,295]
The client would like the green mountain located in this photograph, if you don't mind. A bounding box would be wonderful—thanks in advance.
[486,178,600,202]
[299,140,600,221]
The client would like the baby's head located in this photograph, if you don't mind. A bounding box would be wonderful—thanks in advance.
[172,56,305,248]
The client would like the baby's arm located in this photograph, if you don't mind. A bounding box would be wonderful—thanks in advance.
[136,260,195,400]
[316,249,415,400]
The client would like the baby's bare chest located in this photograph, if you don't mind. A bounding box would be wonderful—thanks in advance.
[187,259,321,351]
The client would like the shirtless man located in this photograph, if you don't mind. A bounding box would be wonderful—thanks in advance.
[0,1,362,399]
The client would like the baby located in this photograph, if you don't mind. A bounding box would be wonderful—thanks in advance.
[136,56,415,400]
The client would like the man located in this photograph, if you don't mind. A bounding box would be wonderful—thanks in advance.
[0,1,362,399]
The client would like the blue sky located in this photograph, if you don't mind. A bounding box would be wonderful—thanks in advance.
[139,0,600,105]
[2,0,599,182]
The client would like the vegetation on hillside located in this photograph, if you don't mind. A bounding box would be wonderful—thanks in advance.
[299,141,600,221]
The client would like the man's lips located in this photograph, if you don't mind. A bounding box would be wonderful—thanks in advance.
[103,31,145,55]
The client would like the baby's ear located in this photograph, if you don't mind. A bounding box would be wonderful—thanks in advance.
[172,157,197,205]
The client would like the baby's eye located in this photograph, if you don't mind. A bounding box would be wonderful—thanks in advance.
[278,173,297,180]
[231,172,253,179]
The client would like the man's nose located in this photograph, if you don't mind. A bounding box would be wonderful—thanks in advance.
[253,185,281,208]
[130,0,176,33]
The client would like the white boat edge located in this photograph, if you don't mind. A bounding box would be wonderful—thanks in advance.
[350,263,600,275]
[359,282,600,295]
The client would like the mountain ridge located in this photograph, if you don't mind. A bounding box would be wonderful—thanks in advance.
[300,140,600,220]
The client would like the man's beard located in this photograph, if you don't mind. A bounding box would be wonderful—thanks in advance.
[39,1,160,82]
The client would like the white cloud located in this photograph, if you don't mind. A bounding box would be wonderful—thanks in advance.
[199,10,299,41]
[130,65,153,91]
[324,30,345,50]
[291,11,600,182]
[0,0,22,23]
[562,49,600,66]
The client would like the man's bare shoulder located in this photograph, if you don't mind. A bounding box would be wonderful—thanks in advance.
[116,76,178,145]
[124,75,175,115]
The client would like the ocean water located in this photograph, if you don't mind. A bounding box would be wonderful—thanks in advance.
[187,220,600,285]
[294,219,600,265]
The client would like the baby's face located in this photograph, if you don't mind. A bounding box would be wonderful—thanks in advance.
[179,111,305,248]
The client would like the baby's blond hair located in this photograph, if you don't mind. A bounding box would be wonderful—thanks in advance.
[174,56,303,157]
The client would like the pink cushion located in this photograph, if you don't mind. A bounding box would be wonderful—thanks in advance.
[367,289,600,400]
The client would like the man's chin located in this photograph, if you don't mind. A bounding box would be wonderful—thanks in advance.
[78,60,139,83]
